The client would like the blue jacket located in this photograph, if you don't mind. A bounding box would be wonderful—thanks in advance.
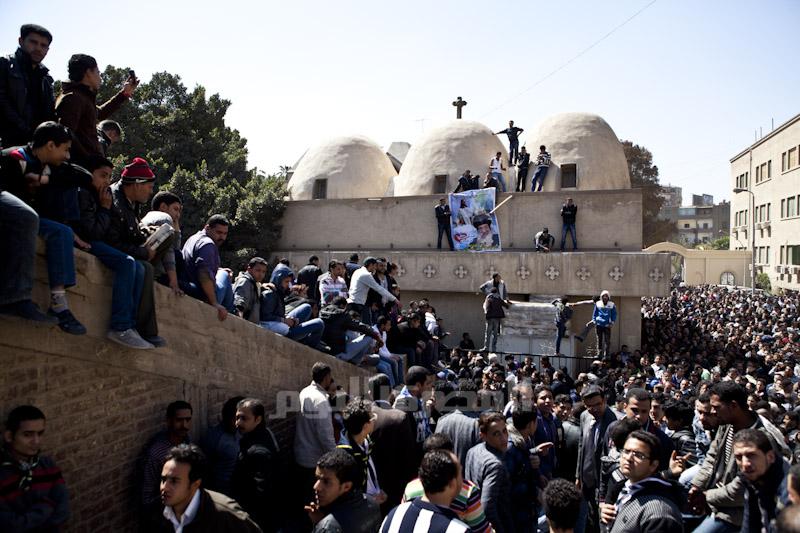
[592,300,617,327]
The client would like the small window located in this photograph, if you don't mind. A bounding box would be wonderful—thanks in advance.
[683,223,690,228]
[434,174,448,194]
[312,179,327,200]
[789,147,798,169]
[560,164,577,188]
[702,222,709,229]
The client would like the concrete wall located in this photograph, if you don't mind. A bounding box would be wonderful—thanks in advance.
[274,250,670,298]
[277,189,643,252]
[644,243,751,287]
[730,113,800,290]
[0,248,371,532]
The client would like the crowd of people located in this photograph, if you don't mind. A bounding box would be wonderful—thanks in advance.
[3,22,800,533]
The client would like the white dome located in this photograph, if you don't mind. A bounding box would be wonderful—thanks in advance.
[394,121,510,196]
[526,112,631,191]
[288,136,397,200]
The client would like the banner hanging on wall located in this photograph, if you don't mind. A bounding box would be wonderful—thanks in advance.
[449,188,501,252]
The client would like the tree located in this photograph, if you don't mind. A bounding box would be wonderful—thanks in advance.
[90,65,285,269]
[621,140,676,247]
[709,236,730,250]
[755,272,771,293]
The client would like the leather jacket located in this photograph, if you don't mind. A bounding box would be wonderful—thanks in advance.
[107,181,149,260]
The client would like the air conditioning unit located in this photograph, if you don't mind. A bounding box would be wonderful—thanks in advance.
[762,221,771,229]
[756,222,763,230]
[775,265,783,274]
[793,266,800,275]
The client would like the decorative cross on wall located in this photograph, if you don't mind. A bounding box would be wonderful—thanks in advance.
[396,264,406,277]
[544,266,560,280]
[609,266,624,281]
[485,265,499,277]
[423,264,437,278]
[453,265,469,279]
[649,268,664,282]
[576,267,591,281]
[516,266,531,280]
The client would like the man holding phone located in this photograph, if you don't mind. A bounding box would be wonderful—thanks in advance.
[55,54,138,164]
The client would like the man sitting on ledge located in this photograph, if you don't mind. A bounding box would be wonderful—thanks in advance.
[260,267,324,348]
[182,214,235,322]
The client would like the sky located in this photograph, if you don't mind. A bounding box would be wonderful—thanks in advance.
[3,0,799,203]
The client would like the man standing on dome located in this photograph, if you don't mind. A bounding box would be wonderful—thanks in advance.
[494,120,524,165]
[531,145,551,192]
[515,146,530,192]
[488,152,507,192]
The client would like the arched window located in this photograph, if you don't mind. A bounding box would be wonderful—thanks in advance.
[720,272,735,285]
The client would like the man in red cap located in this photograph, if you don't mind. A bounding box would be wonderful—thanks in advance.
[106,157,167,347]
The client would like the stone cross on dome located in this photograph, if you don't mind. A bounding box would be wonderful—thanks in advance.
[452,96,467,119]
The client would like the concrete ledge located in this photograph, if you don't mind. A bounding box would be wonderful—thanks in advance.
[0,246,371,531]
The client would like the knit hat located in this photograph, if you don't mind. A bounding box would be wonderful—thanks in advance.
[121,157,155,183]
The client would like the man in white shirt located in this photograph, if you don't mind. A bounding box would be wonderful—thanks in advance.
[488,152,507,192]
[318,260,348,306]
[295,363,338,509]
[347,257,397,324]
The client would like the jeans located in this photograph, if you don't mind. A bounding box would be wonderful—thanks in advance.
[89,241,143,331]
[679,463,701,487]
[186,269,235,312]
[437,222,454,250]
[38,218,76,288]
[578,320,595,340]
[561,223,577,250]
[375,358,396,386]
[0,192,38,305]
[516,167,528,192]
[596,325,611,357]
[338,333,374,364]
[484,318,501,352]
[531,166,548,191]
[261,303,324,348]
[555,322,567,355]
[379,354,403,386]
[492,172,507,192]
[692,516,738,533]
[509,141,519,165]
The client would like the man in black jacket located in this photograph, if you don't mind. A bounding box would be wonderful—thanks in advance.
[0,24,55,148]
[73,154,153,349]
[296,255,323,302]
[107,157,166,347]
[306,449,381,533]
[320,296,382,364]
[231,398,281,533]
[435,197,454,250]
[560,197,577,251]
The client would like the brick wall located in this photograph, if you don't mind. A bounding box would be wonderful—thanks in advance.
[0,247,371,532]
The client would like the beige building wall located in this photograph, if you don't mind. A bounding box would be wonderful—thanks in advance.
[277,189,643,252]
[644,242,751,286]
[730,113,800,290]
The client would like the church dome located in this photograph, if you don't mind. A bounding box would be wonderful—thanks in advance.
[394,121,509,196]
[526,112,631,191]
[288,136,397,200]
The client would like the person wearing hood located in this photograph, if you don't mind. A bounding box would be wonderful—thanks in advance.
[599,430,683,533]
[593,290,617,358]
[55,53,136,164]
[260,268,324,347]
[231,398,282,532]
[733,428,791,533]
[233,257,268,324]
[0,24,55,147]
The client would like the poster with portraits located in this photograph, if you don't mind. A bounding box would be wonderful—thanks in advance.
[449,188,502,252]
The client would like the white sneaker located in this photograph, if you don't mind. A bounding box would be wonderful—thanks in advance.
[107,329,155,350]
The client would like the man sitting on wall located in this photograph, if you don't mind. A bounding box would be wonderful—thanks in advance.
[182,214,235,322]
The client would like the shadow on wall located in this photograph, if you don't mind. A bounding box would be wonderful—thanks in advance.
[0,244,372,531]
